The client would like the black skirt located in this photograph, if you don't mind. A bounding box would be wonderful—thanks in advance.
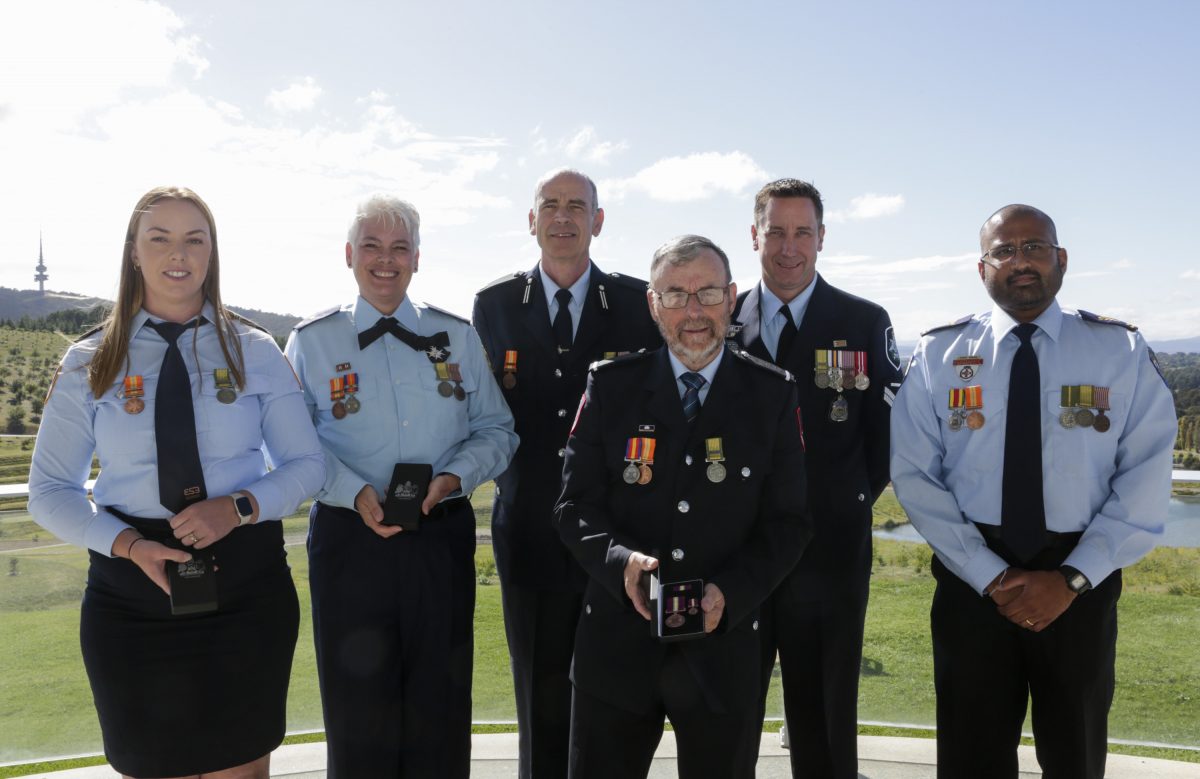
[81,511,300,778]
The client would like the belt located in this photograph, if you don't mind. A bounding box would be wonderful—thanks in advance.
[317,496,469,522]
[973,522,1082,569]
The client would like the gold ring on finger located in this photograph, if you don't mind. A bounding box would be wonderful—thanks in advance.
[1025,618,1034,626]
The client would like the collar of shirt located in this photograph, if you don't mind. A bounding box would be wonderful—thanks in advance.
[353,295,422,336]
[988,298,1064,358]
[757,274,819,354]
[133,301,218,339]
[667,347,724,405]
[538,262,591,333]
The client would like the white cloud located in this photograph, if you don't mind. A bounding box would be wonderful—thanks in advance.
[1181,269,1200,280]
[822,252,976,275]
[266,77,323,113]
[602,151,768,203]
[1111,258,1135,270]
[826,193,905,223]
[529,126,628,165]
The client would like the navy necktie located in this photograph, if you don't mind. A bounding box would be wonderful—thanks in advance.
[1001,322,1046,562]
[148,319,207,514]
[553,289,573,354]
[681,372,706,423]
[775,304,798,363]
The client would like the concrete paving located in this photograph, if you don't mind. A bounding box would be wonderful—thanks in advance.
[22,733,1200,778]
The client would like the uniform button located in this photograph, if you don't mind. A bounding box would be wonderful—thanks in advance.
[671,548,684,561]
[858,493,865,501]
[554,368,563,378]
[557,448,566,458]
[741,467,751,478]
[585,604,592,615]
[403,420,409,427]
[752,620,759,631]
[685,455,693,466]
[677,501,690,513]
[557,409,567,417]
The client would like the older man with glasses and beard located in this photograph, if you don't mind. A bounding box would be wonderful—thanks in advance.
[555,235,811,778]
[890,205,1176,778]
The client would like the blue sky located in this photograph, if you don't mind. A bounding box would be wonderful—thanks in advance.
[1,0,1197,342]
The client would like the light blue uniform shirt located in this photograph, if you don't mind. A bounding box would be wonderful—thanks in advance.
[29,303,327,556]
[285,295,518,509]
[539,262,591,339]
[667,348,724,406]
[890,299,1177,594]
[757,276,818,361]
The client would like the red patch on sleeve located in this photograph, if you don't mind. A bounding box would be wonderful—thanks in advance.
[569,392,588,436]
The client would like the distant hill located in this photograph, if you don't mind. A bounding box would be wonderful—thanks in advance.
[1151,337,1200,355]
[0,287,108,321]
[0,287,300,339]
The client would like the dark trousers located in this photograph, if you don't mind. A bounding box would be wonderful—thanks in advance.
[762,582,869,779]
[931,555,1120,779]
[498,578,582,779]
[309,500,476,779]
[568,648,762,779]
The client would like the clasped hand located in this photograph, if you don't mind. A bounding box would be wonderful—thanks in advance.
[623,552,725,633]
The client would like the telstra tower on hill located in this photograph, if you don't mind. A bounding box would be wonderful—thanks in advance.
[34,233,48,294]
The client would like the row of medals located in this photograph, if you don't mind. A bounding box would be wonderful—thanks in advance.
[622,459,727,484]
[331,394,361,419]
[948,409,985,432]
[1061,406,1111,432]
[665,595,700,628]
[120,379,238,414]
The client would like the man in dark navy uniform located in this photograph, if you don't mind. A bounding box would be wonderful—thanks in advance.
[472,168,661,778]
[731,178,902,778]
[557,235,810,779]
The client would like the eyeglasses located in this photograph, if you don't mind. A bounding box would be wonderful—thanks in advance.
[651,286,729,309]
[981,240,1062,265]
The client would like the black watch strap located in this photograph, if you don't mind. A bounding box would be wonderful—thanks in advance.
[1060,565,1091,594]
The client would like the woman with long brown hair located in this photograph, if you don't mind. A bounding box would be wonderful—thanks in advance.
[29,186,325,779]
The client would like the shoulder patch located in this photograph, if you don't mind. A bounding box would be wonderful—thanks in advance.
[731,348,795,382]
[603,271,650,291]
[76,323,105,342]
[589,349,652,372]
[227,310,269,333]
[422,303,470,324]
[293,306,342,331]
[1079,310,1138,332]
[478,271,527,293]
[920,314,973,337]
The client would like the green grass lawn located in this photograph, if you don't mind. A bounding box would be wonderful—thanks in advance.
[1,493,1198,771]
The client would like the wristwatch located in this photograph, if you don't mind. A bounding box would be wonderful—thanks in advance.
[231,492,254,526]
[1060,565,1092,594]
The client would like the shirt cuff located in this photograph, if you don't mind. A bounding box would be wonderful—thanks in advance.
[84,508,135,559]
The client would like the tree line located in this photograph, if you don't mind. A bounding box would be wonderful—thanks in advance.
[1158,352,1200,468]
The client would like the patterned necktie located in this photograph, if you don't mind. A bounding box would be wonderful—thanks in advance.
[1001,322,1046,562]
[775,304,798,363]
[148,319,208,514]
[553,289,573,354]
[681,372,707,423]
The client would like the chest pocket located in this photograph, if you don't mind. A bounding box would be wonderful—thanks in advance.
[1048,389,1126,476]
[416,360,479,447]
[933,385,1006,485]
[197,371,275,453]
[92,378,158,457]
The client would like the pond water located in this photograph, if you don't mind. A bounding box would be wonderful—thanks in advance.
[874,496,1200,548]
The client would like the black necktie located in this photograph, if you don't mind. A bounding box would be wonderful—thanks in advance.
[775,304,798,363]
[148,319,207,514]
[681,372,706,423]
[1001,323,1046,562]
[359,316,449,357]
[553,289,573,354]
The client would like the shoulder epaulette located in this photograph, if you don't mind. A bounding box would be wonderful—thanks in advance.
[422,303,470,324]
[478,271,527,293]
[76,323,105,342]
[293,306,341,331]
[731,348,794,382]
[227,310,269,334]
[603,271,650,291]
[589,349,652,372]
[920,315,973,337]
[1079,310,1138,332]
